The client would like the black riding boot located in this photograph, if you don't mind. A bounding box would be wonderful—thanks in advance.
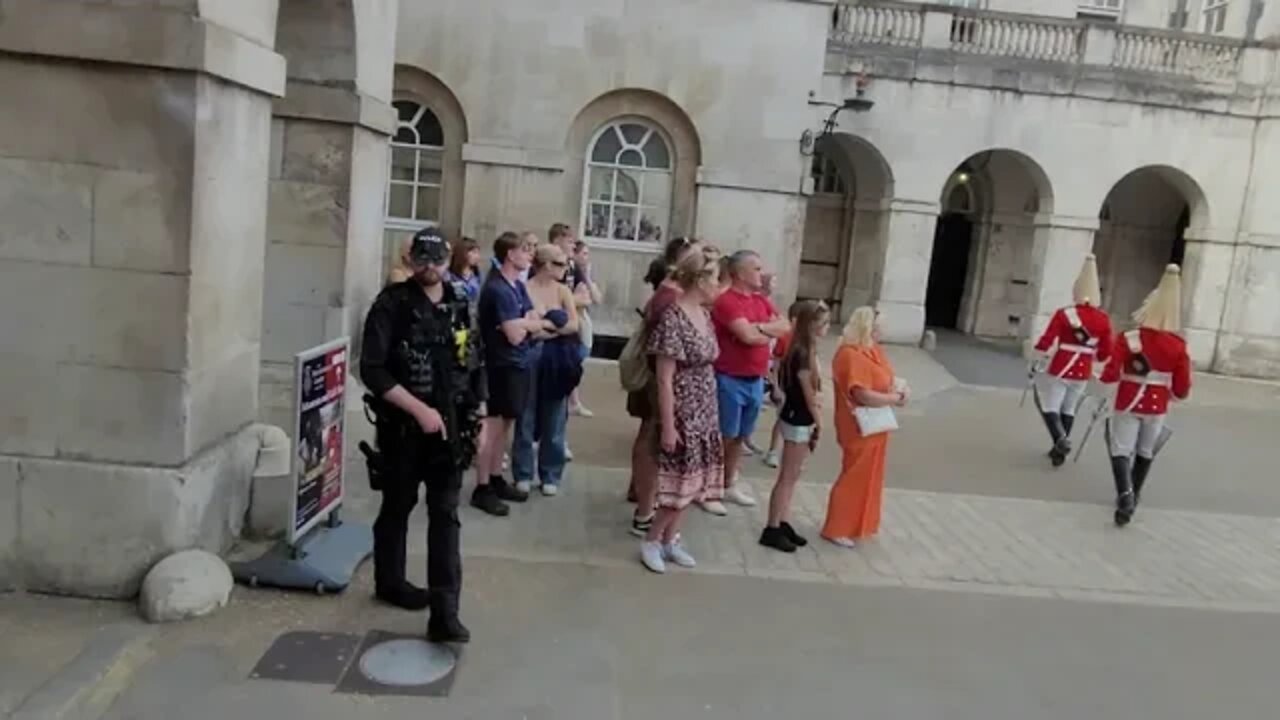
[1132,455,1153,506]
[1111,456,1136,526]
[1061,414,1075,438]
[1042,412,1070,466]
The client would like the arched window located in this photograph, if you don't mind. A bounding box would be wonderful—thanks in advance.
[387,100,444,227]
[581,120,673,244]
[810,150,848,195]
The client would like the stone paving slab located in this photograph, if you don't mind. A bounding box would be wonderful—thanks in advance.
[345,464,1280,614]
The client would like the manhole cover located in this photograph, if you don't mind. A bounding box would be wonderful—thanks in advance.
[358,638,456,687]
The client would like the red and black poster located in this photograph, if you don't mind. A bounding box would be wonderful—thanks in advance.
[291,338,349,544]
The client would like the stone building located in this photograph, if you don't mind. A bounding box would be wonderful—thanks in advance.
[1,0,1278,597]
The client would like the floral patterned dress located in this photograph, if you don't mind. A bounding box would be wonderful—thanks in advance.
[646,303,725,509]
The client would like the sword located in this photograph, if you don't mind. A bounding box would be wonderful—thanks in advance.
[1019,361,1041,408]
[1073,396,1109,463]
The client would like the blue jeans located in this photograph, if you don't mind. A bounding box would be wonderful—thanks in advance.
[512,347,570,487]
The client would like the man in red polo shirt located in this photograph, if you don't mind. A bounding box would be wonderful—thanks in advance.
[707,251,792,515]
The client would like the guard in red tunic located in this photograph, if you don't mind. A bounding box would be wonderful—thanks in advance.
[1032,254,1113,466]
[1099,264,1192,526]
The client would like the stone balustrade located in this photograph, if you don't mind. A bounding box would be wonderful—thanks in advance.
[830,1,1265,86]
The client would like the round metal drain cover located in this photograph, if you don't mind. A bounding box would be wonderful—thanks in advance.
[358,639,456,686]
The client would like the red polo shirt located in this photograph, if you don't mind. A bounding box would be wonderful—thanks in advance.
[712,288,778,378]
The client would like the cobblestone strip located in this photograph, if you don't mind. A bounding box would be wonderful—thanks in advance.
[361,464,1280,613]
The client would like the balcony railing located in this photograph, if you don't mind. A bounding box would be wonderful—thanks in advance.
[830,1,1253,85]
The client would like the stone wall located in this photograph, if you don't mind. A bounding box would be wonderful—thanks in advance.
[394,0,830,336]
[0,0,286,595]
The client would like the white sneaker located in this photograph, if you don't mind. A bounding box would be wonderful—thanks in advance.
[725,484,757,507]
[571,404,595,418]
[640,541,666,573]
[827,536,857,549]
[502,453,510,471]
[663,539,697,568]
[541,484,559,497]
[515,480,532,494]
[762,451,780,468]
[564,446,574,462]
[699,500,728,516]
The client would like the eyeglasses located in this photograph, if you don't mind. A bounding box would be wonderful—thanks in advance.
[551,261,567,268]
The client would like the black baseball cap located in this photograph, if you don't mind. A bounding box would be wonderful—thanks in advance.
[409,227,449,265]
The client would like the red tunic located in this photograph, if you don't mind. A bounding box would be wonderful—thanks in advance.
[1100,328,1192,415]
[1033,304,1114,380]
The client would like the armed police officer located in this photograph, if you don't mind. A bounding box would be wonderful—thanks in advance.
[360,227,481,643]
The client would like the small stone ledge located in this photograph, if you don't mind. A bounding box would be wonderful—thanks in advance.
[0,0,285,98]
[273,81,397,136]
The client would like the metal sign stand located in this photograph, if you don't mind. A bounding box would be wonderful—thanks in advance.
[232,338,372,594]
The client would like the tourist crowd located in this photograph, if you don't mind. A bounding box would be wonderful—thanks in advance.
[389,226,911,575]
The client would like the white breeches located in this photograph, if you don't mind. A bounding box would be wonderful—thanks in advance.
[1037,375,1086,415]
[1107,413,1166,459]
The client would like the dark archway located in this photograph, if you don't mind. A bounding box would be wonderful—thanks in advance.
[1093,166,1206,324]
[925,149,1054,337]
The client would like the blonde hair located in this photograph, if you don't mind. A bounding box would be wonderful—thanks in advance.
[387,236,414,285]
[841,306,878,347]
[532,243,565,274]
[671,246,719,291]
[1132,264,1182,332]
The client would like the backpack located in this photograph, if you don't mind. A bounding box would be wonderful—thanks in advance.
[618,323,652,392]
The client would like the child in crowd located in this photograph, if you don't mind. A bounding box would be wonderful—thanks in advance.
[762,301,804,468]
[760,300,830,553]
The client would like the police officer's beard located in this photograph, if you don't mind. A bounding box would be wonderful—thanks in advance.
[416,268,442,287]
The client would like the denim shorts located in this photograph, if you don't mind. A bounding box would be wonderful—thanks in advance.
[779,421,814,444]
[715,373,764,439]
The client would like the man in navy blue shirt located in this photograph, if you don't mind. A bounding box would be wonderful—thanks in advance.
[472,232,555,515]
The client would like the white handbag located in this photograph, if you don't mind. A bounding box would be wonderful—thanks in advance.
[853,405,899,436]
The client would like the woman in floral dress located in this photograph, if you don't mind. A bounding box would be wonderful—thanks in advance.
[640,248,724,574]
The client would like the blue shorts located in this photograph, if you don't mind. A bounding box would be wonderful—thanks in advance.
[716,373,764,439]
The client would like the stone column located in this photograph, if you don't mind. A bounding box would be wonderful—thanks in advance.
[0,1,285,596]
[1022,215,1097,356]
[876,199,940,345]
[1180,230,1234,370]
[839,200,890,323]
[260,0,399,431]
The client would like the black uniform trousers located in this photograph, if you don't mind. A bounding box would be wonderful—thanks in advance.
[373,425,462,618]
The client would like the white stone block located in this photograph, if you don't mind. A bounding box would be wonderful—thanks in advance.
[54,364,186,466]
[185,346,260,459]
[16,426,258,598]
[0,157,94,265]
[91,168,190,274]
[262,301,329,365]
[0,457,17,591]
[267,180,348,247]
[264,240,346,307]
[139,549,233,623]
[0,352,60,457]
[73,268,189,372]
[280,119,353,186]
[878,300,925,345]
[0,264,74,361]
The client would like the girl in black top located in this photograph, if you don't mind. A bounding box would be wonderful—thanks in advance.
[760,300,830,553]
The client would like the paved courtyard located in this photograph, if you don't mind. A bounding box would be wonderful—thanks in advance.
[5,339,1280,719]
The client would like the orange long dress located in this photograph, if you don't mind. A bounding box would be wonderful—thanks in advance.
[821,342,895,541]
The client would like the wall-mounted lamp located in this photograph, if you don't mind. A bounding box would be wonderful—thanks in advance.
[800,74,874,157]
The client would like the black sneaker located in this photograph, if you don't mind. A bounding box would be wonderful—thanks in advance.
[759,526,797,553]
[491,478,529,503]
[427,616,471,644]
[470,485,510,517]
[779,521,808,547]
[630,511,655,538]
[374,582,430,611]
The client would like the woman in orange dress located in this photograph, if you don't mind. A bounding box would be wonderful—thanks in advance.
[821,306,909,548]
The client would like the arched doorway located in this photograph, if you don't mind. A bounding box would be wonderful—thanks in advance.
[925,149,1053,337]
[798,134,893,321]
[1093,166,1204,324]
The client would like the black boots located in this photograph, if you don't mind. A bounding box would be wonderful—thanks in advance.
[1042,412,1071,467]
[427,591,471,644]
[1132,455,1153,506]
[1061,414,1075,437]
[1111,455,1136,526]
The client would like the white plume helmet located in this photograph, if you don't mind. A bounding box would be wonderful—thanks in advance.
[1072,253,1101,305]
[1132,264,1182,332]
